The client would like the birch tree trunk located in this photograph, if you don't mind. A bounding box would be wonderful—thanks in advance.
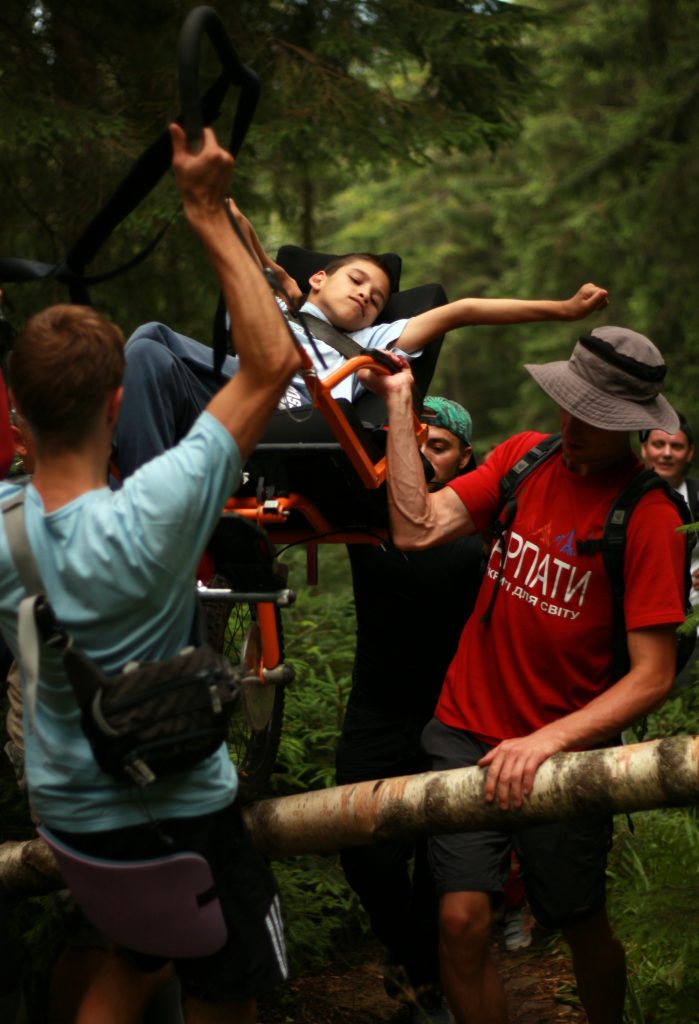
[1,736,697,891]
[243,735,699,859]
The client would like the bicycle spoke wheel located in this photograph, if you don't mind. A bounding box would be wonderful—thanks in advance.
[202,575,285,800]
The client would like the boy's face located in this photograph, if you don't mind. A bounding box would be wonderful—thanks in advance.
[641,428,694,488]
[307,259,390,332]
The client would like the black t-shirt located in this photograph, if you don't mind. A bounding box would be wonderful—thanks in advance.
[347,535,485,718]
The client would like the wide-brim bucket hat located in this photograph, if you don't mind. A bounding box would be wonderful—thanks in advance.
[525,326,679,434]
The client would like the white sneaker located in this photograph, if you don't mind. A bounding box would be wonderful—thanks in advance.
[503,906,532,951]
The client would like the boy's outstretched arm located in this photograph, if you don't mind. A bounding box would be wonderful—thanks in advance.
[170,123,301,459]
[396,282,609,354]
[225,197,303,308]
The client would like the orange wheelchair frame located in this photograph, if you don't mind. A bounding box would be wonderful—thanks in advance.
[199,338,431,798]
[223,352,427,543]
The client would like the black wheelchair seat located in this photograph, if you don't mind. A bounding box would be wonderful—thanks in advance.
[240,400,390,534]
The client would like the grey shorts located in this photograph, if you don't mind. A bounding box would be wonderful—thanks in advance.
[421,717,614,929]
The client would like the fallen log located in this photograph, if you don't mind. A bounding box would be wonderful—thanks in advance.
[0,835,63,894]
[244,734,699,859]
[1,735,697,892]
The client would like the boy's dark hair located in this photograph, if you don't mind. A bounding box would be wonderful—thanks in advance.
[10,304,125,451]
[322,252,398,295]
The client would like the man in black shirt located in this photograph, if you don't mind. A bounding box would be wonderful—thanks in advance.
[336,397,484,1024]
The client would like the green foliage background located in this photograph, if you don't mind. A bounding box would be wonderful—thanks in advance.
[269,546,366,970]
[4,1,699,449]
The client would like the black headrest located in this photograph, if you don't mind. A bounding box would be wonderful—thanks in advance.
[276,244,402,297]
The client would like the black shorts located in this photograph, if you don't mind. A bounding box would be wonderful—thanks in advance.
[421,718,613,930]
[53,801,287,1003]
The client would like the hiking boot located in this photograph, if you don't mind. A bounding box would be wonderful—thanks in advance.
[503,905,532,951]
[410,985,454,1023]
[382,957,411,1002]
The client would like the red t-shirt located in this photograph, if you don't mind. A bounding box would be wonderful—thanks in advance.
[436,432,686,744]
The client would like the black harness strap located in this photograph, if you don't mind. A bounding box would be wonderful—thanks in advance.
[285,310,423,414]
[577,468,695,680]
[176,6,262,375]
[292,312,398,373]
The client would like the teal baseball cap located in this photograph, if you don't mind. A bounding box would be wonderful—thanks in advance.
[421,397,472,446]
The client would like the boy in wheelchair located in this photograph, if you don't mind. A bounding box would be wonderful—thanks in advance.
[112,205,608,479]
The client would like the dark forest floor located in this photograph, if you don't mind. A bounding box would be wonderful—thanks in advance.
[259,924,586,1023]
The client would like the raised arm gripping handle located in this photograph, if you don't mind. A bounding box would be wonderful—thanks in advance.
[178,5,260,155]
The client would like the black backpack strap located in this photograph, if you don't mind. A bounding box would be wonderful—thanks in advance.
[577,469,694,680]
[480,434,562,624]
[496,433,562,529]
[684,476,699,521]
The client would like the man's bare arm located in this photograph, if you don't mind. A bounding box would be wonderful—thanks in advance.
[478,625,677,810]
[396,283,609,354]
[171,124,301,460]
[380,368,476,547]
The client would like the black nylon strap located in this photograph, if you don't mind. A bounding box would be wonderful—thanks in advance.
[576,467,695,680]
[0,73,232,303]
[294,313,398,372]
[0,9,259,307]
[289,311,424,414]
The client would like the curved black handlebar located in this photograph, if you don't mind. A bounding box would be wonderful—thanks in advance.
[0,7,260,306]
[178,5,260,155]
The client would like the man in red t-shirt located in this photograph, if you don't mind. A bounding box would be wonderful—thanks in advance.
[368,326,687,1024]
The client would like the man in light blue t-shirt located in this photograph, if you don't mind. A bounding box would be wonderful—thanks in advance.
[0,124,301,1024]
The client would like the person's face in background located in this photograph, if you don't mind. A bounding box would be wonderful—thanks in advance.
[421,424,471,491]
[641,428,694,489]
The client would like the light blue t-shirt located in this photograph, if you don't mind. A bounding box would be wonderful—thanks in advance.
[0,412,242,832]
[284,300,415,403]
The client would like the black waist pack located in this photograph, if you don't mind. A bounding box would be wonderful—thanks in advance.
[2,490,241,788]
[63,644,240,787]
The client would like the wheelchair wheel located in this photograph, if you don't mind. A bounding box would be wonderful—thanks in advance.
[203,576,286,800]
